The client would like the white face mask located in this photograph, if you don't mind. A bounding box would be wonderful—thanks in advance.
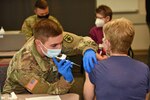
[40,42,61,58]
[95,18,105,27]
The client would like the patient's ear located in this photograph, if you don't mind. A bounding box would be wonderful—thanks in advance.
[106,39,111,49]
[103,39,111,53]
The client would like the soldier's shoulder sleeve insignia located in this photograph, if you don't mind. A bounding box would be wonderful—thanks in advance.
[63,34,74,43]
[25,78,38,91]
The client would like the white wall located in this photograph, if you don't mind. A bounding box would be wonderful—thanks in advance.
[97,0,150,50]
[97,0,139,13]
[113,14,150,50]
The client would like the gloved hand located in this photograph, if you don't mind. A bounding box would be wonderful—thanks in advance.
[83,49,97,73]
[52,57,73,82]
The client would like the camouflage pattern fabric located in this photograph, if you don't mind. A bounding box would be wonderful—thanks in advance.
[3,32,98,94]
[21,15,62,41]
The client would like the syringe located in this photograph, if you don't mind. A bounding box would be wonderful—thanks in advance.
[55,54,80,67]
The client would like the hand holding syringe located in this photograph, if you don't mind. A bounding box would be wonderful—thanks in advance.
[55,54,80,67]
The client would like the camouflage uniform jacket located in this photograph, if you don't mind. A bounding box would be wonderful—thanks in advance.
[21,15,62,41]
[3,31,98,94]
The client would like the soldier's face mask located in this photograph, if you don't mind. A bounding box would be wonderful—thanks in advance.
[40,42,61,58]
[37,13,49,19]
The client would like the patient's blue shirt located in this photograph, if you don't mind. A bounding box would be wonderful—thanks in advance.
[89,56,150,100]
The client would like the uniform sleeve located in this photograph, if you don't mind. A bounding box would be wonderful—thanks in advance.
[7,51,73,95]
[21,19,33,41]
[9,69,73,94]
[62,31,98,56]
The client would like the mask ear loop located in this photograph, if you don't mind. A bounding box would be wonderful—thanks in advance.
[40,41,48,50]
[40,46,48,56]
[38,41,49,57]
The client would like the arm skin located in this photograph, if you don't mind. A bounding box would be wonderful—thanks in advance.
[145,92,150,100]
[83,72,96,100]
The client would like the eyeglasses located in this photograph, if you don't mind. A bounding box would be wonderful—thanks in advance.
[96,16,105,19]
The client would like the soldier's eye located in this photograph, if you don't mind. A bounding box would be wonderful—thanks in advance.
[51,44,57,47]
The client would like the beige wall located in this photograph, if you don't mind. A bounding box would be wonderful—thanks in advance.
[117,0,150,50]
[98,0,150,50]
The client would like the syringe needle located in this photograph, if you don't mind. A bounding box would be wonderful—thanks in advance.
[71,62,80,67]
[55,56,80,67]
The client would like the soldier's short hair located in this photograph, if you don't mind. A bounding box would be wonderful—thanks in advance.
[35,0,48,9]
[33,19,63,43]
[103,17,135,54]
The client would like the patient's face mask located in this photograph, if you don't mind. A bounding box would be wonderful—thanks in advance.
[95,18,105,27]
[40,42,61,58]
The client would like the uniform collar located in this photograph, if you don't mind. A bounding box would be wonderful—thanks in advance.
[31,38,51,71]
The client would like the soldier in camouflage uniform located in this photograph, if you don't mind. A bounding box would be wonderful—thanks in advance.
[3,18,98,94]
[21,0,62,41]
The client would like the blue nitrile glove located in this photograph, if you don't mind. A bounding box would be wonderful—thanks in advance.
[52,57,73,82]
[83,49,97,73]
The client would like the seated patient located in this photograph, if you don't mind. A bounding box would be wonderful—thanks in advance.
[85,18,150,100]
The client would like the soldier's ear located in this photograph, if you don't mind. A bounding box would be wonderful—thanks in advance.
[35,39,41,47]
[34,9,37,15]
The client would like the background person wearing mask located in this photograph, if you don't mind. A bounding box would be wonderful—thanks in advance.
[3,19,98,94]
[21,0,62,41]
[89,5,112,55]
